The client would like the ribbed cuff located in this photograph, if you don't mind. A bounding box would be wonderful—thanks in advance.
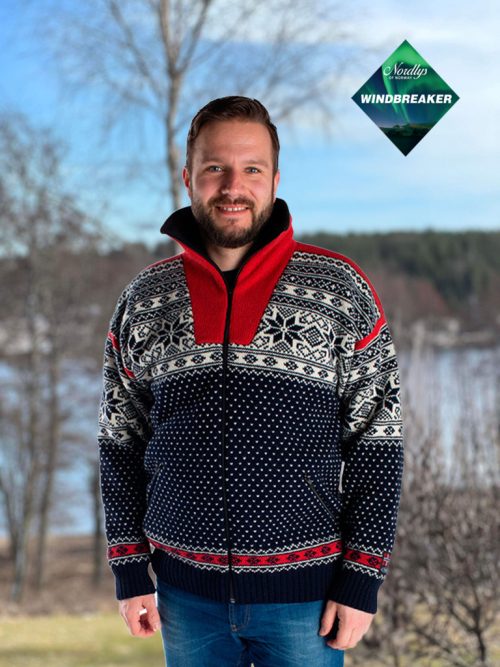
[328,568,382,614]
[112,560,156,600]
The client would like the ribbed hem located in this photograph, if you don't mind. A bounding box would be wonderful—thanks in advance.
[327,569,382,613]
[150,548,344,604]
[112,560,157,600]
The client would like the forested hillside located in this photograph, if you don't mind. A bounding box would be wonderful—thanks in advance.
[1,230,498,356]
[296,229,500,341]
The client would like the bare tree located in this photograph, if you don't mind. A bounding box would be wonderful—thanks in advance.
[0,112,105,598]
[27,0,362,242]
[396,345,498,667]
[408,349,500,667]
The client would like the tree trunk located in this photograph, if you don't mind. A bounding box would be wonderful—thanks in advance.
[33,339,60,591]
[11,275,43,602]
[11,529,30,602]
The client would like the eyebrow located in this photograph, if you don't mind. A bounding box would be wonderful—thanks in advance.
[200,156,270,167]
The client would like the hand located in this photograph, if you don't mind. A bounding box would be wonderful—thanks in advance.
[119,593,161,638]
[319,600,374,650]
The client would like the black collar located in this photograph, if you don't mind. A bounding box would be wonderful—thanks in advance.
[160,198,291,265]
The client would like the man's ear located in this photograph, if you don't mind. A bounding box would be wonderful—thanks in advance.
[273,169,280,199]
[182,166,192,197]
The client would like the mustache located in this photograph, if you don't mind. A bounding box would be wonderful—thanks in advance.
[209,197,254,209]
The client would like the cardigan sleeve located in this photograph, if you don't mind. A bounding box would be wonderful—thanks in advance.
[97,285,156,600]
[328,309,404,614]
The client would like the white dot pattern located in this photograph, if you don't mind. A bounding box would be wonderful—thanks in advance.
[97,203,404,613]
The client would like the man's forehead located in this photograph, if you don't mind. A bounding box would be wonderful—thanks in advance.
[196,120,270,145]
[200,118,266,133]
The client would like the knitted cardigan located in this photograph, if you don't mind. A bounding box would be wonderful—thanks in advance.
[97,198,404,614]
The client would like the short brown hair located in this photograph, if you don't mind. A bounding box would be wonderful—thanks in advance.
[186,96,280,174]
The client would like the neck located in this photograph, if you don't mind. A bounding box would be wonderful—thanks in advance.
[204,240,254,271]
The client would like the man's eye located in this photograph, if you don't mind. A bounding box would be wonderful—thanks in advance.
[207,166,222,172]
[247,167,260,174]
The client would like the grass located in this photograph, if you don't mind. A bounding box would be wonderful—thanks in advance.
[0,613,165,667]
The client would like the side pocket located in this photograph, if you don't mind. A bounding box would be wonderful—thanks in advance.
[143,466,163,533]
[304,471,338,522]
[146,464,164,504]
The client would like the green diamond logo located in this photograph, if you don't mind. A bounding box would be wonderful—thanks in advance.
[352,40,459,155]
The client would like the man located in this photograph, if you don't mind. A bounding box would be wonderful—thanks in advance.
[98,96,404,666]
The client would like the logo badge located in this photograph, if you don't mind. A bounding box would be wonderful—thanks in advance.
[352,40,459,155]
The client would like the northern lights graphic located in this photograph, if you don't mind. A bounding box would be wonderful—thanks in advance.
[352,40,459,155]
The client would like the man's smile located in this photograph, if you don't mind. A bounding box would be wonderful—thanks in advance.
[216,205,249,215]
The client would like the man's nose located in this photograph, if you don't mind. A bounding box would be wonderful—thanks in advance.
[219,169,243,196]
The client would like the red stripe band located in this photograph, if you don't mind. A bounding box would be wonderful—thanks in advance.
[147,538,343,568]
[108,542,151,559]
[344,547,391,572]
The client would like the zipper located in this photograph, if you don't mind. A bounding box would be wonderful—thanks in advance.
[220,261,247,604]
[303,471,337,521]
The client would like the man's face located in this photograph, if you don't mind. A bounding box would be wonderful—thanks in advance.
[182,120,280,249]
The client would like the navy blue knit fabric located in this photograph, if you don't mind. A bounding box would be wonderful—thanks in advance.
[97,201,404,613]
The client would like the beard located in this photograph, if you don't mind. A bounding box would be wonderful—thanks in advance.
[191,191,275,249]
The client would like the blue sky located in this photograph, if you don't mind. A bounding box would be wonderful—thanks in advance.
[1,0,499,245]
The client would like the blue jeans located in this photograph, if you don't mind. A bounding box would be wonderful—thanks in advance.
[156,577,345,667]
